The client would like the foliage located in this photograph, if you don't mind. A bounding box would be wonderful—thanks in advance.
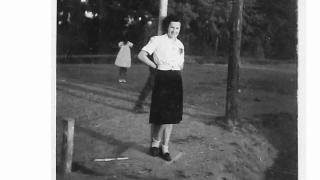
[57,0,297,60]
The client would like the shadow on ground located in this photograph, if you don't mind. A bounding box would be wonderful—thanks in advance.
[57,81,222,124]
[57,163,169,180]
[56,118,170,180]
[75,125,148,156]
[200,112,298,180]
[251,112,298,180]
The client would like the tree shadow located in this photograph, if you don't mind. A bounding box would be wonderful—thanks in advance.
[58,81,138,104]
[75,125,149,156]
[57,86,135,113]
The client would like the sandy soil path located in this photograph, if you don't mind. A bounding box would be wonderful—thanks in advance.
[56,79,277,180]
[56,63,297,180]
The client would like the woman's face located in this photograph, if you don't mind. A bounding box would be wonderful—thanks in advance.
[167,21,181,39]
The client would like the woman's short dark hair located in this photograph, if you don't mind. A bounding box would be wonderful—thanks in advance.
[162,15,182,33]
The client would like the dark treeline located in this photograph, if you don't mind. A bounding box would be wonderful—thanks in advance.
[57,0,297,61]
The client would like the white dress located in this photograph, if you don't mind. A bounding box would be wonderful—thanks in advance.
[114,41,133,68]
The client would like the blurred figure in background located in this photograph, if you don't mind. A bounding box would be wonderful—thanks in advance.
[133,16,157,113]
[133,55,156,113]
[114,35,133,83]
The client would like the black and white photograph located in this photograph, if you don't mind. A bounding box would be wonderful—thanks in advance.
[55,0,299,179]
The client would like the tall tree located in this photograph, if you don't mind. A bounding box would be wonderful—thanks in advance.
[225,0,244,127]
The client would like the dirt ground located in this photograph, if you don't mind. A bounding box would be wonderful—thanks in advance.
[56,63,297,180]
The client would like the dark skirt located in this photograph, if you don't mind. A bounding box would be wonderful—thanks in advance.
[149,70,183,124]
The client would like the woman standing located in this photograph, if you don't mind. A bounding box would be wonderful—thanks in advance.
[137,15,184,161]
[114,37,133,83]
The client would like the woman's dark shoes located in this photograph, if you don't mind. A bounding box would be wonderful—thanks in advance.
[160,152,172,161]
[150,147,159,157]
[150,146,172,161]
[159,147,172,161]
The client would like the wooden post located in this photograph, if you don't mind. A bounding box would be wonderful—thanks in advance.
[225,0,244,127]
[61,117,75,173]
[157,0,168,35]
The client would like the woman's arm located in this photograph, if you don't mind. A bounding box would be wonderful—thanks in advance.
[138,50,157,69]
[179,48,184,70]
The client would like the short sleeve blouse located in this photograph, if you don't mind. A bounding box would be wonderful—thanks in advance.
[142,34,184,71]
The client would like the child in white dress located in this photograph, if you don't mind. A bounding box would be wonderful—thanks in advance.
[114,40,133,83]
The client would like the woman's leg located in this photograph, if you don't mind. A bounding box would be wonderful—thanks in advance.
[161,124,173,153]
[152,124,172,161]
[150,124,161,156]
[152,124,173,149]
[150,124,161,146]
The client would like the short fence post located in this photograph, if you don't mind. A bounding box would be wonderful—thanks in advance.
[61,117,75,174]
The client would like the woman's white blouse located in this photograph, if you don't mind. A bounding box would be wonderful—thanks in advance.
[142,34,184,70]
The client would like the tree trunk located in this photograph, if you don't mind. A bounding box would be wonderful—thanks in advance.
[225,0,244,127]
[158,0,168,35]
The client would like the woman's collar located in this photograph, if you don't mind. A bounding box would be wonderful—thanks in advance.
[165,33,177,41]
